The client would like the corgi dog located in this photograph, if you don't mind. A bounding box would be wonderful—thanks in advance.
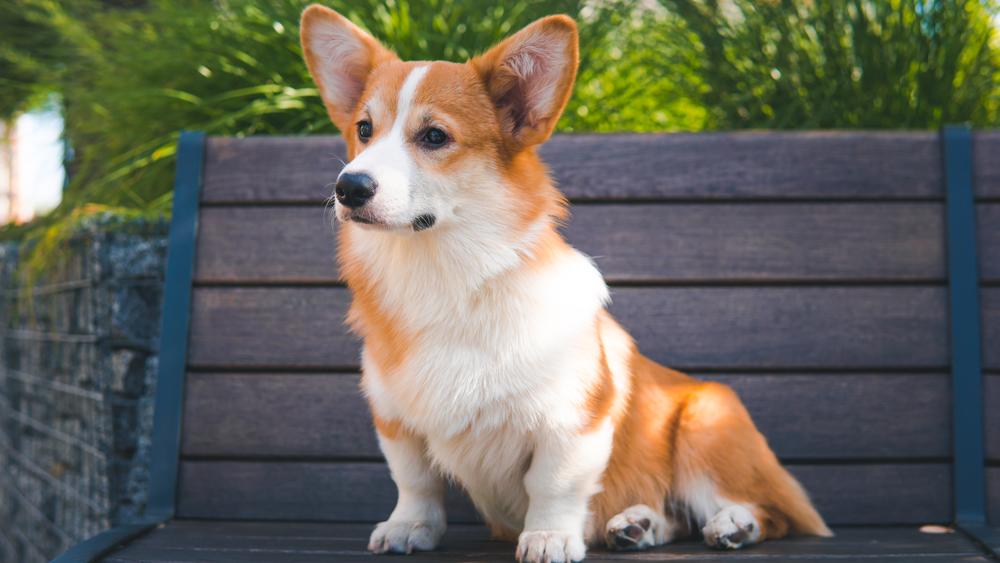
[300,5,832,562]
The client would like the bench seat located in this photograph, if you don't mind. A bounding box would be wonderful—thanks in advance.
[104,522,994,563]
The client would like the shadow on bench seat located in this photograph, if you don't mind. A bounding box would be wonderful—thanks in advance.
[55,130,1000,562]
[103,522,995,562]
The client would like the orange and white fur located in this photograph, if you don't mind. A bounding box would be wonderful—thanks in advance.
[301,6,832,562]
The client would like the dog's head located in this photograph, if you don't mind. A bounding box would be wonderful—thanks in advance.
[301,5,576,236]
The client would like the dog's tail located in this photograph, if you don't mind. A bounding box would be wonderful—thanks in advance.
[763,461,834,537]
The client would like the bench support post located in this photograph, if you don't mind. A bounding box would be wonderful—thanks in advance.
[147,130,206,520]
[942,126,991,549]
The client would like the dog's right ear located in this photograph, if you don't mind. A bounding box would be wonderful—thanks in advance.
[301,5,396,132]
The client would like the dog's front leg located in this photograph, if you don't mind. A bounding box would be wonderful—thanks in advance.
[517,422,614,563]
[368,427,446,554]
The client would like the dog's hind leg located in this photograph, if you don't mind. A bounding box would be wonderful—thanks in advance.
[672,382,832,550]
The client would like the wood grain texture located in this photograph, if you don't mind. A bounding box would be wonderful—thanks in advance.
[181,373,373,458]
[187,287,357,368]
[980,204,999,281]
[181,372,950,460]
[976,131,1000,198]
[202,136,347,204]
[971,525,1000,560]
[187,286,947,369]
[987,376,999,461]
[991,467,1000,526]
[599,286,944,369]
[105,522,989,563]
[195,207,339,283]
[103,549,993,563]
[972,526,1000,559]
[103,547,993,563]
[175,461,480,523]
[200,133,944,203]
[175,461,950,525]
[985,289,1000,370]
[194,203,946,283]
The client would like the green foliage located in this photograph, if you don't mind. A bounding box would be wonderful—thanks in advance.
[2,0,999,278]
[4,0,639,276]
[659,0,1000,128]
[44,0,635,214]
[565,7,708,131]
[0,1,65,119]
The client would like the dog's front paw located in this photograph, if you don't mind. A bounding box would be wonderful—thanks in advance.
[368,520,444,554]
[516,530,586,563]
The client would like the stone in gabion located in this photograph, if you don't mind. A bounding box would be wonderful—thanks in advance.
[0,217,167,563]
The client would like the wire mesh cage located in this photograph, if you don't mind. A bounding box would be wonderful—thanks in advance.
[0,218,167,562]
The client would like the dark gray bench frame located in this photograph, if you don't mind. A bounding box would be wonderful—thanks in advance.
[53,128,999,562]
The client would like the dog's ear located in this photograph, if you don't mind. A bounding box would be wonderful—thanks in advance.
[301,5,397,132]
[471,15,579,149]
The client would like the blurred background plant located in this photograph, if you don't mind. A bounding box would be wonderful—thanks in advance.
[0,0,998,276]
[662,0,1000,128]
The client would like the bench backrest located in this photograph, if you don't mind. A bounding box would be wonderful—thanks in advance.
[161,131,999,527]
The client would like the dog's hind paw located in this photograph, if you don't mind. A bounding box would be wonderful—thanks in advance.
[702,505,761,550]
[605,504,672,551]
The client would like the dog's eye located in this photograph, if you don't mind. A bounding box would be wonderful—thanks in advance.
[357,120,373,142]
[420,127,448,148]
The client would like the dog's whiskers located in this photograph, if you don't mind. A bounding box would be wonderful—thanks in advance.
[328,152,347,167]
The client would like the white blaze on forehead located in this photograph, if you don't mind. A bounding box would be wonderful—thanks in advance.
[340,65,430,222]
[392,65,430,136]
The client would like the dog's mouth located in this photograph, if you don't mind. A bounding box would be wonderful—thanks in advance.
[345,211,437,233]
[344,210,389,229]
[348,213,377,225]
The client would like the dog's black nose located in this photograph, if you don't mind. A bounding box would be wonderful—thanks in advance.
[335,173,376,208]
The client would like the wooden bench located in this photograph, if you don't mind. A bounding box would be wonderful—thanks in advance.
[56,129,1000,562]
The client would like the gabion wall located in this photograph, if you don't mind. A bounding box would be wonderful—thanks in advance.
[0,218,167,562]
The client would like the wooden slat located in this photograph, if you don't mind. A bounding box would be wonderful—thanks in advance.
[175,461,950,525]
[980,204,1000,281]
[195,207,339,283]
[194,203,946,284]
[119,521,973,552]
[569,203,943,282]
[542,133,943,200]
[991,467,1000,525]
[985,289,1000,370]
[106,522,989,563]
[176,461,479,523]
[987,376,1000,462]
[188,286,947,369]
[181,373,950,460]
[187,287,357,368]
[181,373,373,458]
[973,526,1000,560]
[975,131,1000,198]
[202,137,346,204]
[201,133,944,203]
[103,546,993,563]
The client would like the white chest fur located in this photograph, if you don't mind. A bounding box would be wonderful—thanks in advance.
[354,224,610,522]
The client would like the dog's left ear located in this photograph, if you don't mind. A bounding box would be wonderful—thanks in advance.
[472,15,579,149]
